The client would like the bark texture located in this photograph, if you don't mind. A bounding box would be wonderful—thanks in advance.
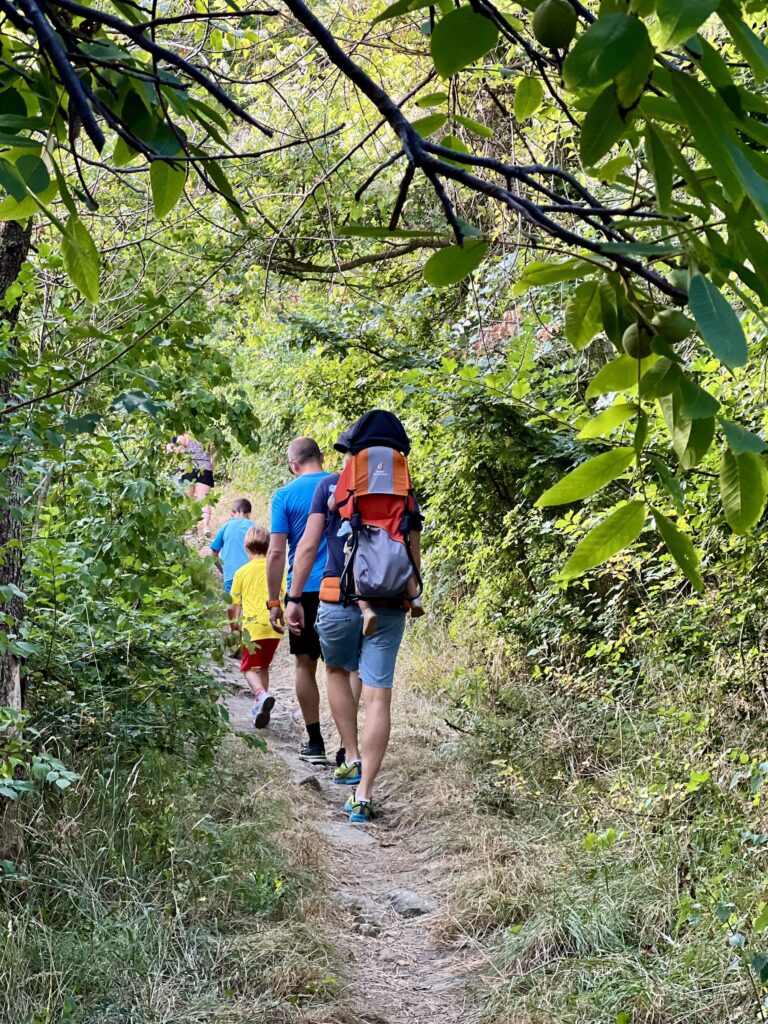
[0,221,31,712]
[0,221,32,859]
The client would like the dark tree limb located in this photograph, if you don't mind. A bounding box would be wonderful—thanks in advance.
[280,0,687,303]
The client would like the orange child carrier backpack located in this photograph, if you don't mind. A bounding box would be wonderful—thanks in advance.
[334,445,423,605]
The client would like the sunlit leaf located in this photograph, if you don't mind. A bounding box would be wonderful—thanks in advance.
[423,239,488,286]
[559,500,647,581]
[430,6,499,78]
[536,448,635,507]
[653,509,704,593]
[720,449,768,533]
[62,214,100,303]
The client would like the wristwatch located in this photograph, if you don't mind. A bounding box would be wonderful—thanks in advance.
[285,596,302,604]
[266,599,282,610]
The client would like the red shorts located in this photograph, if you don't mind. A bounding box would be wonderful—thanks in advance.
[240,638,280,672]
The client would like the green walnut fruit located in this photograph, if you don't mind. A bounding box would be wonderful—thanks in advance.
[651,308,695,344]
[532,0,577,50]
[668,268,689,293]
[622,322,653,359]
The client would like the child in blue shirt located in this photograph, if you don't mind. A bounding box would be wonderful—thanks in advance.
[210,497,252,594]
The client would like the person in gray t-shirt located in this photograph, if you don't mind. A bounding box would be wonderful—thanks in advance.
[168,433,216,537]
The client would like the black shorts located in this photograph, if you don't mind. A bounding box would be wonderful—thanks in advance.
[180,469,214,488]
[288,591,322,661]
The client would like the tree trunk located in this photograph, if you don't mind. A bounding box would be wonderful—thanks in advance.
[0,220,32,857]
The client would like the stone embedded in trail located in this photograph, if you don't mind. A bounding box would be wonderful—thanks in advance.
[289,767,322,791]
[387,889,437,918]
[354,921,381,937]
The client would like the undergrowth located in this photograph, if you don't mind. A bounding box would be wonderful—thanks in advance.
[401,614,768,1024]
[0,734,338,1024]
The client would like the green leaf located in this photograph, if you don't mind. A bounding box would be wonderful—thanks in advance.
[645,124,673,213]
[650,455,686,514]
[679,377,720,419]
[639,357,682,399]
[660,393,715,469]
[718,0,768,83]
[0,157,27,201]
[577,402,637,440]
[453,114,494,139]
[657,0,719,46]
[535,448,635,507]
[722,138,768,221]
[585,354,657,399]
[514,76,544,120]
[754,906,768,934]
[411,112,448,137]
[430,6,499,78]
[112,135,139,168]
[653,509,704,593]
[423,239,488,286]
[149,159,186,220]
[670,72,741,203]
[372,0,434,24]
[720,418,768,454]
[61,214,100,304]
[615,33,654,107]
[438,134,471,167]
[0,87,27,117]
[16,154,49,195]
[513,258,596,295]
[559,500,647,581]
[720,449,768,533]
[634,408,649,456]
[416,91,449,108]
[688,274,748,369]
[563,14,651,91]
[565,279,603,350]
[580,86,627,166]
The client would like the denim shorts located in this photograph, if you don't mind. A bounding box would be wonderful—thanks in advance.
[316,602,406,688]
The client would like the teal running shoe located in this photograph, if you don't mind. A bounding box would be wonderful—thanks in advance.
[333,760,361,785]
[344,794,376,823]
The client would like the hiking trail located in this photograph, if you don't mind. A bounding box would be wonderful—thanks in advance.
[216,643,483,1023]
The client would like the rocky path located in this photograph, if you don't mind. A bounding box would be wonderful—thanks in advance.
[218,643,480,1024]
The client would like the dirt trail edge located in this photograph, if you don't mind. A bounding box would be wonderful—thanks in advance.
[219,643,481,1024]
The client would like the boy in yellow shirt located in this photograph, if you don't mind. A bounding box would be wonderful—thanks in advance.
[230,525,284,728]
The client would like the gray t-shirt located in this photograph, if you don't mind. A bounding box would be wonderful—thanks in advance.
[181,438,212,472]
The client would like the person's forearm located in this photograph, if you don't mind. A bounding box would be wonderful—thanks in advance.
[266,545,286,602]
[290,538,317,598]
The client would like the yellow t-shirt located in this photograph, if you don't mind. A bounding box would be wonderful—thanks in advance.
[230,558,284,642]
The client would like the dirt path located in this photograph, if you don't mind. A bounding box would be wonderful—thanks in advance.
[219,643,481,1024]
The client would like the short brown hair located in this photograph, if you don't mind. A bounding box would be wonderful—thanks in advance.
[244,524,270,555]
[232,498,252,515]
[287,436,322,466]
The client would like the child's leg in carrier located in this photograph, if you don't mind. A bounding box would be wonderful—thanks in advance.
[359,599,378,637]
[406,576,425,618]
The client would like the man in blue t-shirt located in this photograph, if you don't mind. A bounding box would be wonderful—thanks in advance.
[266,436,329,763]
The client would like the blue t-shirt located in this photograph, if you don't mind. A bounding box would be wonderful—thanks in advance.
[210,517,252,586]
[271,471,330,591]
[309,474,421,579]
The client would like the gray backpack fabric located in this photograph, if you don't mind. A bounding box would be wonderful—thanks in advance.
[351,525,413,599]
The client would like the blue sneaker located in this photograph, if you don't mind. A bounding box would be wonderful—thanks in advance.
[344,794,376,823]
[333,760,362,785]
